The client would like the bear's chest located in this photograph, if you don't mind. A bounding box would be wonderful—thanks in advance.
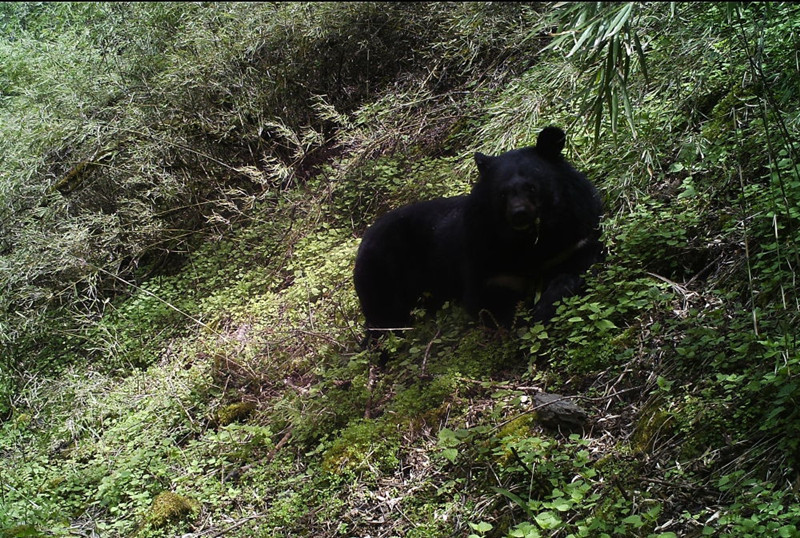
[477,234,541,272]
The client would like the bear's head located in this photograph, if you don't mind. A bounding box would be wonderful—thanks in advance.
[474,127,567,234]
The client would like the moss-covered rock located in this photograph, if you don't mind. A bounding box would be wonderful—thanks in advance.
[144,491,200,529]
[215,401,256,427]
[322,419,401,474]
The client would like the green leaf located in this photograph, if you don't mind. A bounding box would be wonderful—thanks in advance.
[535,511,562,530]
[549,497,572,511]
[510,522,542,538]
[668,162,685,173]
[441,448,458,464]
[594,319,618,330]
[622,514,643,527]
[567,21,600,57]
[469,521,493,534]
[603,3,634,41]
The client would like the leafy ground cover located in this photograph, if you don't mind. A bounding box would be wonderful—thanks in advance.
[1,2,799,537]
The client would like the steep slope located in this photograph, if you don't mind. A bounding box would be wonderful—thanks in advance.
[1,3,799,537]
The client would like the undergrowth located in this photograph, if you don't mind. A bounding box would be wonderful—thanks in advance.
[2,2,800,537]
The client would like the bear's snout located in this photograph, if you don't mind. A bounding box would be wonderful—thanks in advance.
[507,201,537,231]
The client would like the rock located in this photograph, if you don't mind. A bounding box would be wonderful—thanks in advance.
[533,392,588,431]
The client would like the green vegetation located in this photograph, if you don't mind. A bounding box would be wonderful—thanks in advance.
[1,2,799,536]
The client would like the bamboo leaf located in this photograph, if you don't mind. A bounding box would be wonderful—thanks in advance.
[493,487,535,518]
[621,85,637,136]
[603,2,634,41]
[567,21,600,57]
[633,32,649,82]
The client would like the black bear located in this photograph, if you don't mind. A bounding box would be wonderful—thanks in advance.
[354,126,603,343]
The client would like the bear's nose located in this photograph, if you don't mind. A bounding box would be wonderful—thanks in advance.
[509,207,535,230]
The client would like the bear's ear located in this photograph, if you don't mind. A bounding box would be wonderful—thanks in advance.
[536,126,566,159]
[474,152,493,177]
